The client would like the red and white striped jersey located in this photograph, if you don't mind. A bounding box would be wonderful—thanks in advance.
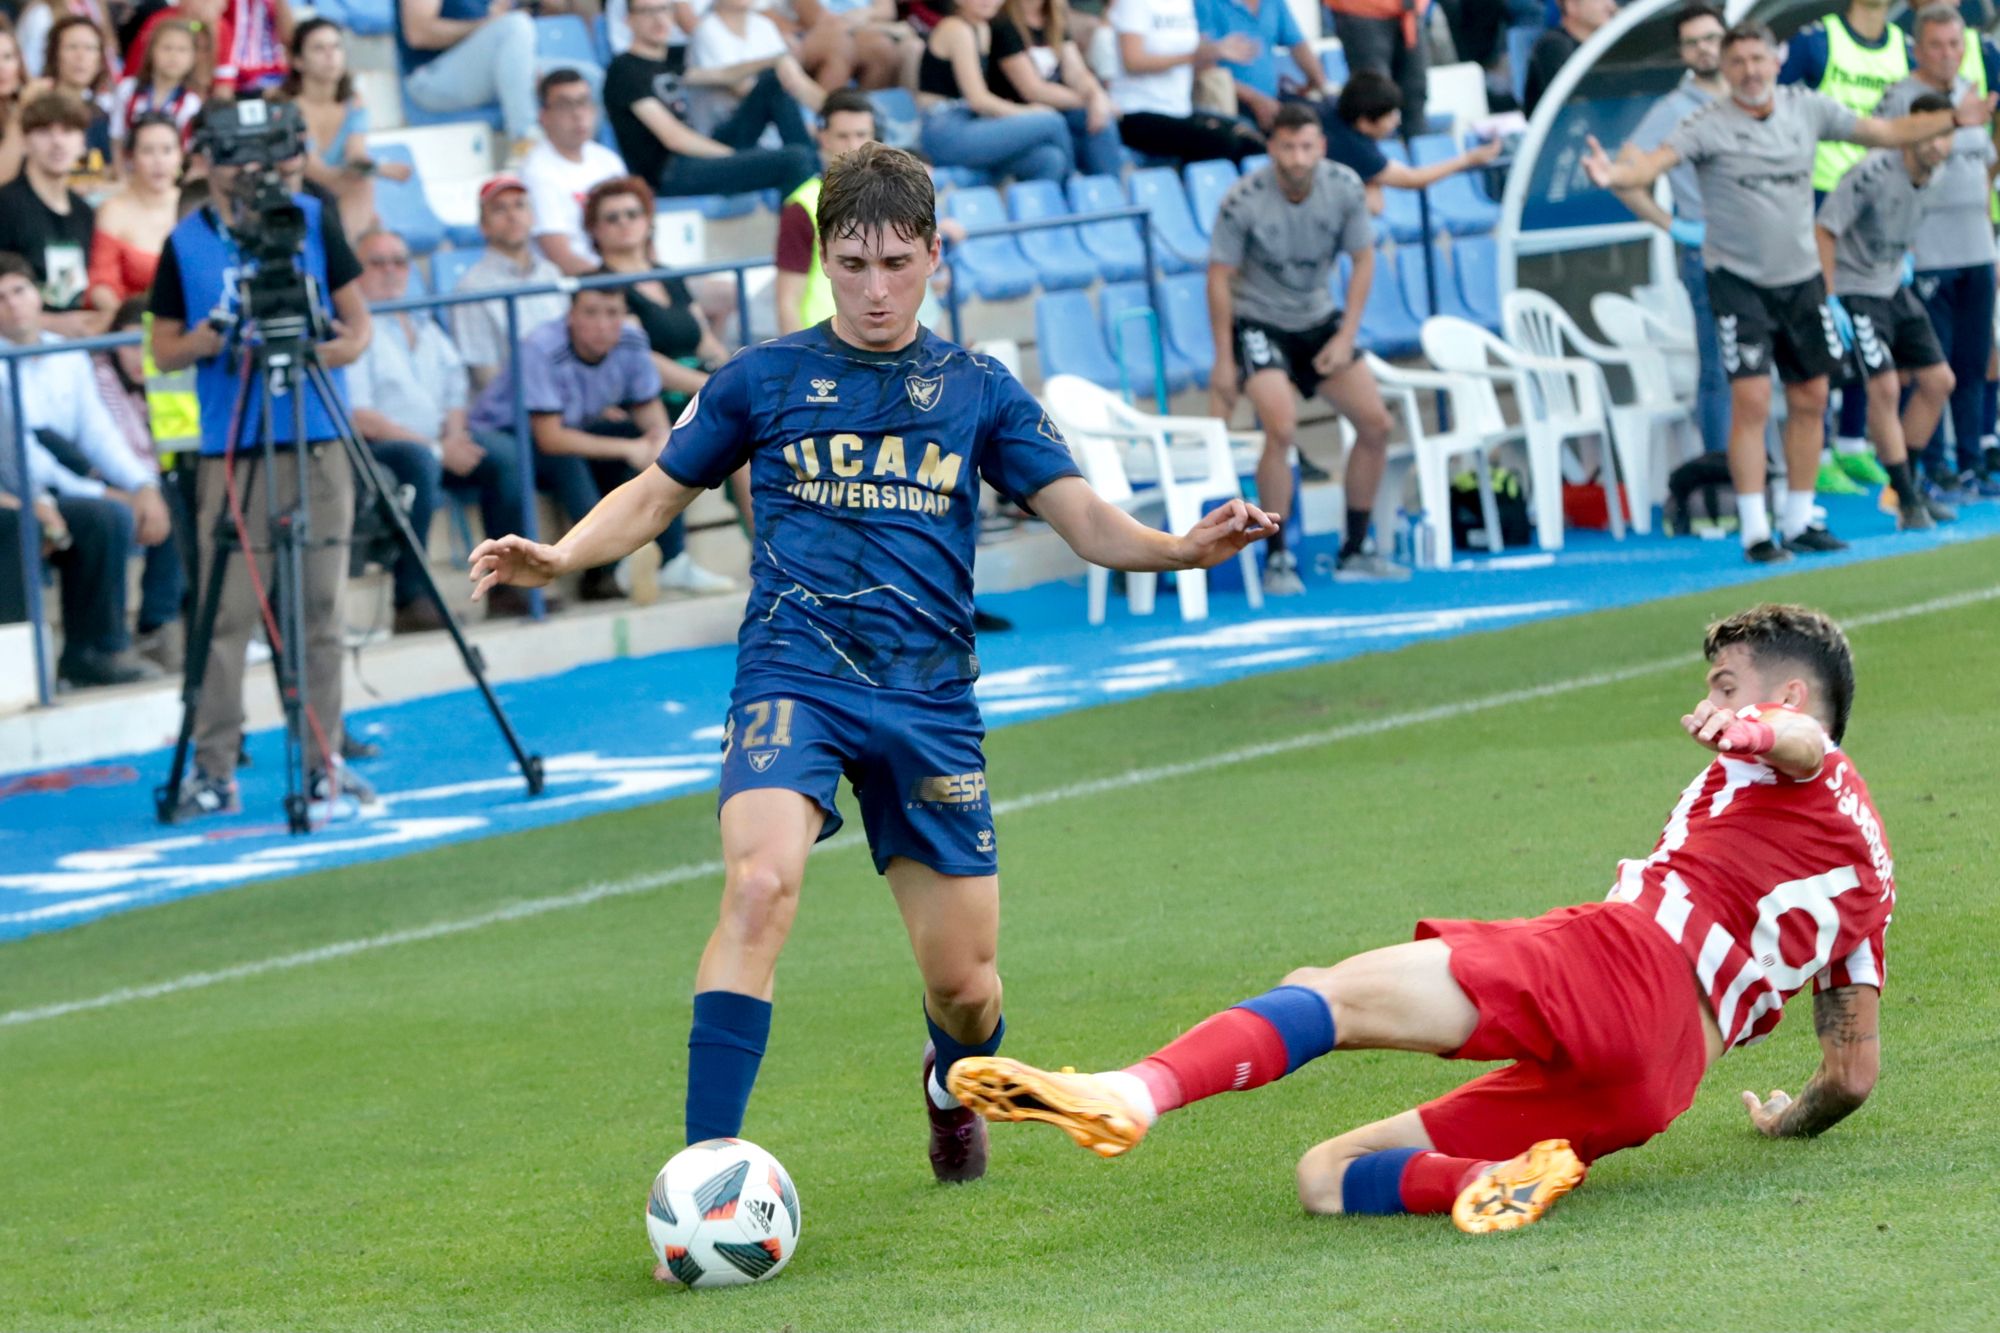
[1607,715,1895,1049]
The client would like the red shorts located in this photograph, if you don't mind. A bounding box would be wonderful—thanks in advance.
[1413,901,1711,1164]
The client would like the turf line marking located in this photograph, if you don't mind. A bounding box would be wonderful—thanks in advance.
[5,582,1995,1031]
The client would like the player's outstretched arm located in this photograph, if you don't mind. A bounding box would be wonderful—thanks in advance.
[1031,475,1279,572]
[468,466,700,601]
[1742,984,1880,1138]
[1681,699,1828,780]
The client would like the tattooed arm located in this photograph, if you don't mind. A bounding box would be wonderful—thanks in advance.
[1741,985,1882,1138]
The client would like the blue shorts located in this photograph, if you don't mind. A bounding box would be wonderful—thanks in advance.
[717,666,996,877]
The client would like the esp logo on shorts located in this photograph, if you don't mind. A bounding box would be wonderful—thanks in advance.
[911,771,987,806]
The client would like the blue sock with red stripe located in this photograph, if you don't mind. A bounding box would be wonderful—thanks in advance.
[1340,1149,1490,1215]
[685,989,772,1144]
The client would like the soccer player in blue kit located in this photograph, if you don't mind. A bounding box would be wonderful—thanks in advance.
[469,142,1279,1190]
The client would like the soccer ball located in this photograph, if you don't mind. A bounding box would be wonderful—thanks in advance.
[645,1138,801,1288]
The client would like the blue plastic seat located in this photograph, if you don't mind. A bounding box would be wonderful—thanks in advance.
[1100,280,1199,396]
[1066,173,1148,281]
[941,187,1038,302]
[1507,26,1540,108]
[340,0,393,35]
[1336,248,1422,357]
[1183,158,1238,237]
[402,260,432,301]
[1452,233,1502,330]
[1410,133,1501,236]
[1239,153,1270,177]
[1160,271,1215,375]
[536,15,603,75]
[1035,287,1124,390]
[870,88,921,151]
[1126,167,1209,272]
[1375,141,1427,244]
[1320,46,1349,85]
[693,192,761,219]
[430,245,488,296]
[402,100,507,131]
[1395,244,1434,320]
[591,12,614,62]
[370,144,447,255]
[931,163,995,191]
[1002,180,1097,291]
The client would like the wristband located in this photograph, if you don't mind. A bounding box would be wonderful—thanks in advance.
[1718,716,1776,755]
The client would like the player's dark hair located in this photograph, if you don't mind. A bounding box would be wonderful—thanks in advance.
[1336,70,1402,127]
[1906,89,1954,117]
[124,112,183,160]
[20,89,94,136]
[1271,101,1322,137]
[1703,604,1855,744]
[821,87,876,129]
[570,283,629,310]
[816,141,937,250]
[1721,20,1775,52]
[0,252,35,285]
[538,67,589,107]
[1675,3,1723,36]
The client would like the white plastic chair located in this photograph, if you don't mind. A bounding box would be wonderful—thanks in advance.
[1045,377,1161,623]
[1506,289,1690,535]
[1365,352,1514,565]
[1419,315,1611,550]
[1044,374,1264,622]
[1592,289,1698,402]
[1589,291,1704,506]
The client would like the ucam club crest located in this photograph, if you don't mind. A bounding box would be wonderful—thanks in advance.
[905,374,943,412]
[747,749,780,773]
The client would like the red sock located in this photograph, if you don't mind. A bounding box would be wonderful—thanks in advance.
[1123,1008,1290,1115]
[1398,1151,1491,1214]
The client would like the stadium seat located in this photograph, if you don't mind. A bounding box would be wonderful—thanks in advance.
[1452,233,1502,330]
[1042,374,1162,623]
[1099,280,1198,398]
[1239,153,1269,177]
[869,87,921,151]
[429,245,487,297]
[1374,141,1427,243]
[1366,351,1517,565]
[1125,168,1208,272]
[1034,288,1124,390]
[1424,239,1486,328]
[1396,245,1435,320]
[1593,289,1697,400]
[1338,248,1422,358]
[338,0,394,35]
[369,144,448,255]
[1159,271,1214,375]
[1001,180,1097,291]
[1183,158,1238,237]
[1319,44,1349,85]
[695,192,762,219]
[1507,26,1540,108]
[1066,174,1149,282]
[402,260,432,301]
[941,187,1038,302]
[1410,133,1500,235]
[536,15,603,75]
[401,99,506,131]
[932,164,995,191]
[591,12,614,62]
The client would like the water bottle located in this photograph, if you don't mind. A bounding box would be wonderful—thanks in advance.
[1391,509,1412,566]
[1410,510,1435,570]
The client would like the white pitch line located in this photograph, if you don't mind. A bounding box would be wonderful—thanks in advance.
[4,581,1995,1031]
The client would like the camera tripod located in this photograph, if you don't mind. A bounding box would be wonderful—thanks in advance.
[155,311,545,833]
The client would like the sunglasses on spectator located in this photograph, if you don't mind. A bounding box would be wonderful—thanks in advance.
[1680,32,1722,47]
[597,207,647,224]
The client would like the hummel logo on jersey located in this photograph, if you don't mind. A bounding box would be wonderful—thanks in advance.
[747,749,779,773]
[808,377,838,404]
[1741,343,1764,371]
[906,373,944,411]
[744,1198,777,1233]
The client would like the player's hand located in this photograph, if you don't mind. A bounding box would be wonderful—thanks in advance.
[468,533,567,600]
[1681,699,1775,756]
[1462,138,1503,168]
[1825,295,1855,351]
[1312,333,1356,377]
[1741,1088,1793,1137]
[1174,497,1279,568]
[1581,135,1614,189]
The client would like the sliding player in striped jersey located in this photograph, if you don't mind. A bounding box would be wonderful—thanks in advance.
[950,604,1892,1232]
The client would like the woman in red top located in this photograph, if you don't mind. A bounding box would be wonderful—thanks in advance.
[89,116,183,315]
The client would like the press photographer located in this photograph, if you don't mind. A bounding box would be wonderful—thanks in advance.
[148,97,373,821]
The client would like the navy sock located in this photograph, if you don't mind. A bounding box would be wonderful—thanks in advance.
[685,990,772,1145]
[925,1002,1004,1096]
[1340,1147,1423,1215]
[1983,379,1997,438]
[1234,984,1338,1073]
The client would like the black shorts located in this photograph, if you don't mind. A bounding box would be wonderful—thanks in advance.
[1234,312,1345,399]
[1843,288,1945,378]
[1707,268,1846,385]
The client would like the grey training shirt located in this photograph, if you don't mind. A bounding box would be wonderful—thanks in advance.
[1629,71,1719,224]
[1876,74,1998,271]
[1209,160,1374,331]
[1664,86,1860,287]
[1816,148,1939,297]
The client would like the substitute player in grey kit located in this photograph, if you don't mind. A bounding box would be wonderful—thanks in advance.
[1814,93,1962,533]
[1583,20,1992,564]
[1207,102,1402,596]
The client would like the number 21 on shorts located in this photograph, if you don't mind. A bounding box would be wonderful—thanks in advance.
[722,699,797,767]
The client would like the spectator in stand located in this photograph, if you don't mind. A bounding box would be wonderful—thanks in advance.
[126,0,228,98]
[791,0,910,90]
[30,16,115,180]
[1523,0,1616,116]
[0,252,170,687]
[280,19,414,241]
[582,175,738,595]
[15,0,118,81]
[1326,71,1501,219]
[988,0,1121,175]
[398,0,560,160]
[92,296,188,671]
[605,0,691,62]
[917,0,1074,182]
[524,68,630,276]
[453,175,572,392]
[464,288,676,603]
[110,19,206,154]
[605,0,818,201]
[0,94,102,338]
[762,0,860,92]
[1192,0,1329,135]
[0,30,28,183]
[686,0,826,131]
[348,226,534,632]
[88,116,182,316]
[1327,0,1432,129]
[1104,0,1264,164]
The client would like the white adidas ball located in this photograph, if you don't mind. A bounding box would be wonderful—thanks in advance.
[646,1138,801,1288]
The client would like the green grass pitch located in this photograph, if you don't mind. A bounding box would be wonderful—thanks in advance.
[4,540,1998,1331]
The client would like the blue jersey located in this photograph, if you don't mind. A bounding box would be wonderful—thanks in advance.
[660,323,1081,691]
